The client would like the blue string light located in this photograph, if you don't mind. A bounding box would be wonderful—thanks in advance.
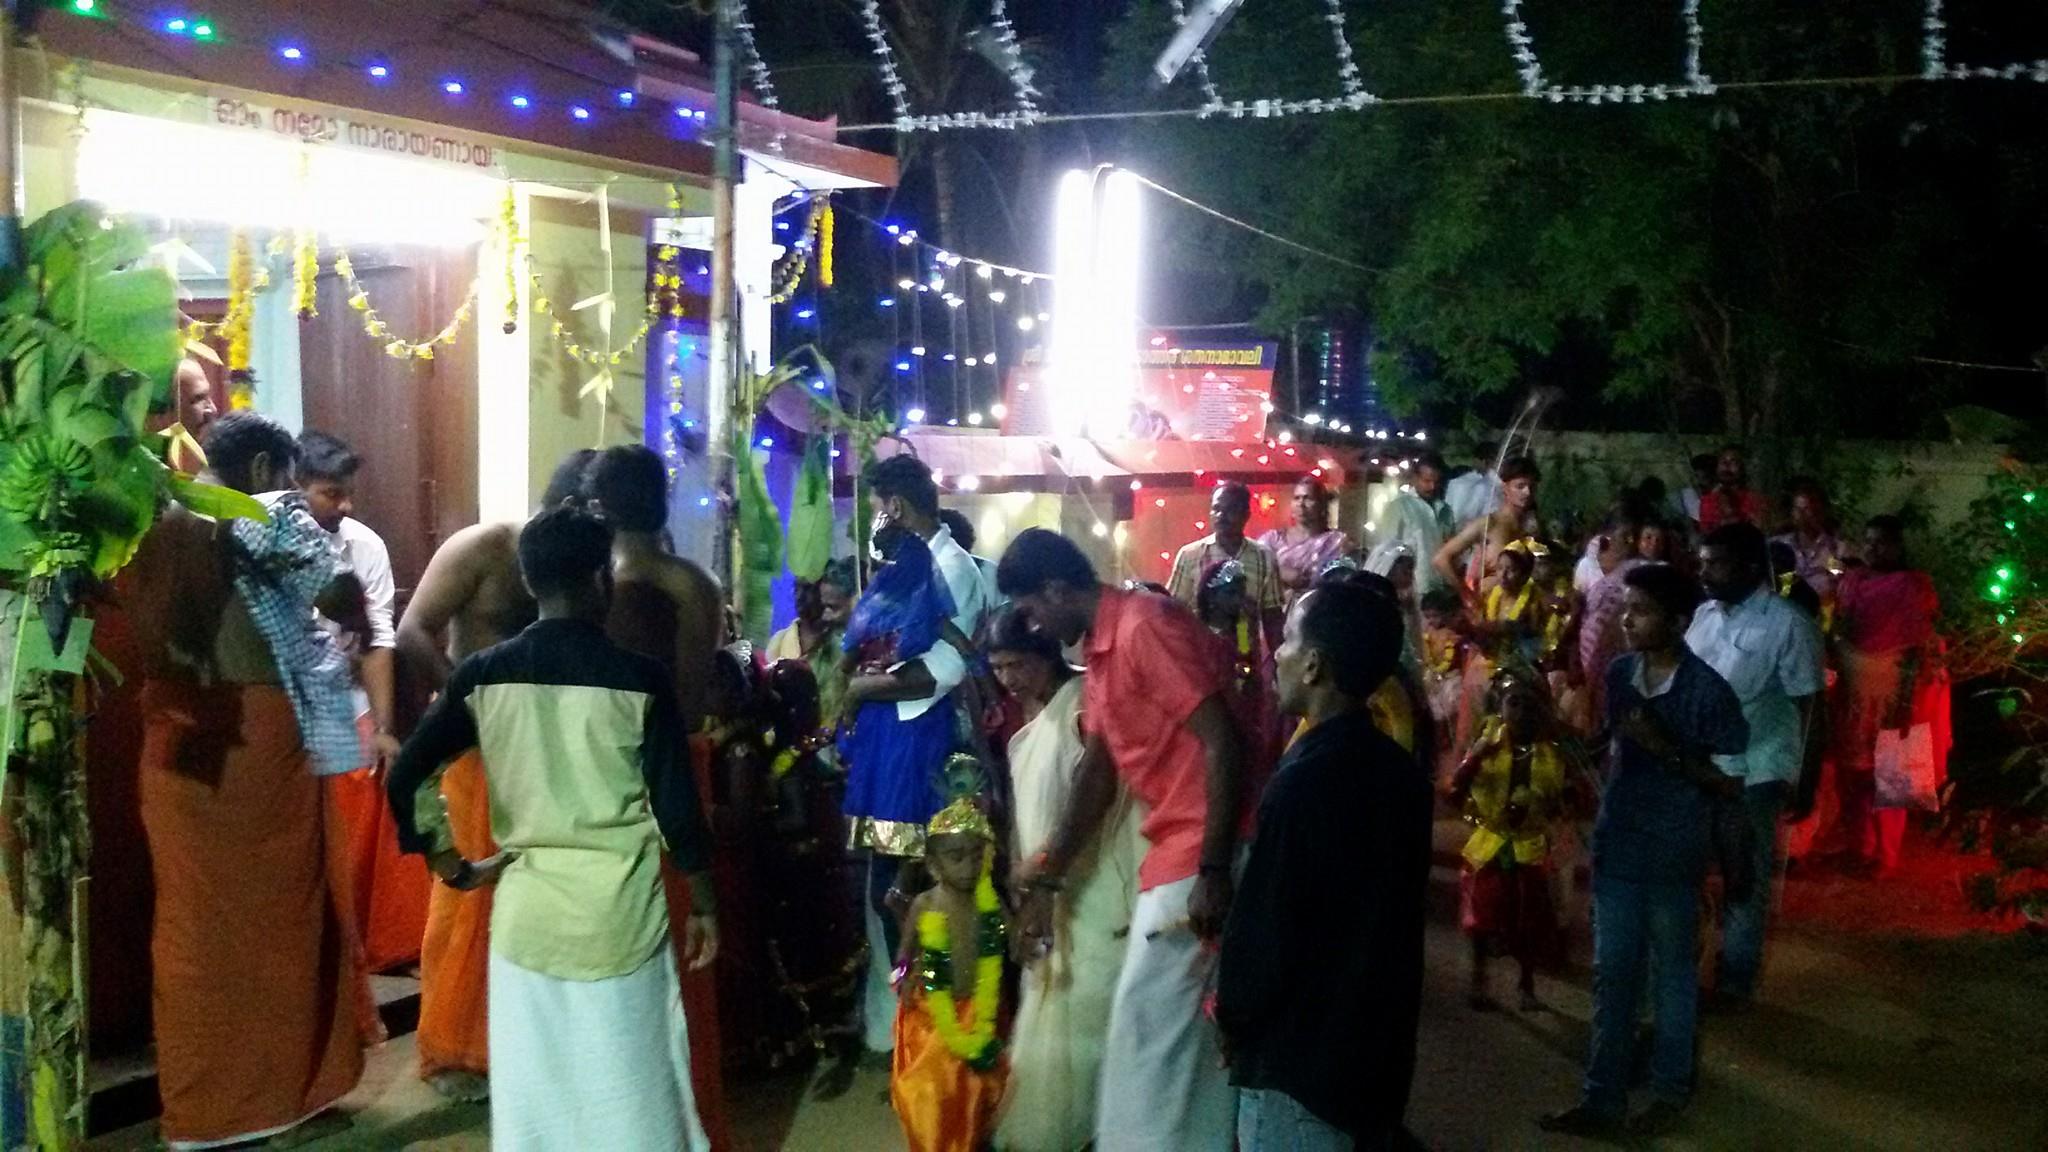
[617,90,636,106]
[442,80,466,96]
[571,106,592,121]
[510,94,532,110]
[279,45,306,61]
[367,64,391,80]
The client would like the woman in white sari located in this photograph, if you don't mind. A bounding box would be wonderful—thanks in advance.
[987,606,1144,1152]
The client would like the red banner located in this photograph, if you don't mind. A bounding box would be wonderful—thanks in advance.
[1002,340,1275,443]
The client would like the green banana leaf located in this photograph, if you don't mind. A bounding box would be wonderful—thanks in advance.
[733,429,783,644]
[786,437,834,583]
[167,474,272,524]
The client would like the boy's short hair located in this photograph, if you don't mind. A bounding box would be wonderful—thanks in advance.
[1623,563,1702,621]
[1499,455,1541,484]
[519,505,615,598]
[866,454,941,519]
[295,430,361,481]
[203,411,297,492]
[1297,584,1403,698]
[1420,588,1463,615]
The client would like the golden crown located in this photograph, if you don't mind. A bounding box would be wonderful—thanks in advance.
[927,795,994,842]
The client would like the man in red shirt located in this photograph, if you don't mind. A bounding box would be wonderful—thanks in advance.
[1698,445,1767,533]
[1000,528,1249,1152]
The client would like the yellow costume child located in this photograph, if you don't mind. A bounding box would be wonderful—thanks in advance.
[892,786,1008,1152]
[1448,674,1569,1011]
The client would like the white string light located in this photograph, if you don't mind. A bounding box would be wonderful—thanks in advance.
[861,0,914,127]
[732,0,786,152]
[989,0,1041,115]
[1167,0,1224,110]
[1324,0,1375,106]
[1500,0,1715,105]
[1922,1,2048,83]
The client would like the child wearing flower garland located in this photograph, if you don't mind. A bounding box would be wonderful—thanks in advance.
[1448,672,1575,1012]
[892,786,1008,1152]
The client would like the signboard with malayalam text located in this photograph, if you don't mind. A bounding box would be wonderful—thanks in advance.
[209,94,498,172]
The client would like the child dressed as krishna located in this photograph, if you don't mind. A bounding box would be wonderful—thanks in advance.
[891,758,1008,1152]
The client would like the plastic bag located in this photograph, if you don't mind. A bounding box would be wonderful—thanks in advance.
[1874,723,1939,812]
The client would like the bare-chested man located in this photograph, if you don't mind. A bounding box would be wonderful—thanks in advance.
[1433,455,1543,605]
[584,443,733,1144]
[393,450,594,1101]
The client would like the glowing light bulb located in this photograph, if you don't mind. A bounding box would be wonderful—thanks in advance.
[990,403,1008,420]
[1017,317,1036,332]
[906,407,927,423]
[1092,523,1109,539]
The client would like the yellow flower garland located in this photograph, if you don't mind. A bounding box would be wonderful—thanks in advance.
[916,855,1003,1071]
[817,201,835,288]
[333,249,479,362]
[500,186,523,335]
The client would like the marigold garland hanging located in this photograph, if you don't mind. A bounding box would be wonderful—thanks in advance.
[188,230,271,409]
[500,186,523,335]
[292,227,319,320]
[817,201,835,288]
[528,270,655,368]
[333,249,480,362]
[768,198,827,305]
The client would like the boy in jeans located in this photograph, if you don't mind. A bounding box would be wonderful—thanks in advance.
[1543,564,1748,1140]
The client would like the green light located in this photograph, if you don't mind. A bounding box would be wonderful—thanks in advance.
[193,22,215,39]
[2007,521,2019,532]
[2015,634,2027,646]
[2026,492,2039,505]
[71,0,96,12]
[1998,566,2014,581]
[1998,613,2010,625]
[1989,584,2007,601]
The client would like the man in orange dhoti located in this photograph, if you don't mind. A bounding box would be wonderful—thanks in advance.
[128,413,376,1147]
[298,429,429,973]
[393,452,589,1101]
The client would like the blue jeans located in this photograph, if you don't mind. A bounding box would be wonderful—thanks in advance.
[1583,874,1700,1117]
[1718,782,1787,999]
[1238,1090,1357,1152]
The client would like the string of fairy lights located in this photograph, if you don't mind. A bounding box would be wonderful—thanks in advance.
[771,194,1054,430]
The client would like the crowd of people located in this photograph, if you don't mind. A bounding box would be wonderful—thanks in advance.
[118,384,1954,1151]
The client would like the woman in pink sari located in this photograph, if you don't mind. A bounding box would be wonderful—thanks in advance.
[1830,515,1948,877]
[1259,475,1352,607]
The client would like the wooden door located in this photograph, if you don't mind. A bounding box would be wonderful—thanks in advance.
[298,246,481,602]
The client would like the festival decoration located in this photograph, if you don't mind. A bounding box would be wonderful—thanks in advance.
[1324,0,1374,106]
[1,201,268,1150]
[817,202,835,289]
[291,225,319,320]
[1166,0,1224,108]
[734,0,788,152]
[860,0,914,127]
[500,186,523,334]
[332,250,480,362]
[1499,0,1715,104]
[988,0,1042,115]
[1921,1,2048,83]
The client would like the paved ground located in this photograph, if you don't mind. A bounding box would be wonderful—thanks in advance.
[93,825,2048,1151]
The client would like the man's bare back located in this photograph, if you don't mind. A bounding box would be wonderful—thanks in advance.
[395,522,536,724]
[609,537,724,728]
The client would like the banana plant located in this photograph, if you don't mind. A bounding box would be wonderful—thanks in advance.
[0,201,265,1149]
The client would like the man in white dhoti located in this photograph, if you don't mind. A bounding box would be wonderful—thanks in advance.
[388,505,718,1151]
[1000,529,1249,1152]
